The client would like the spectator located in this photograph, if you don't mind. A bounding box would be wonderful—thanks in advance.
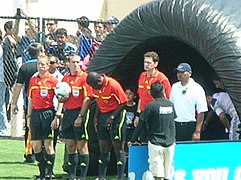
[0,29,8,136]
[3,21,19,90]
[56,55,92,180]
[131,81,176,180]
[105,16,119,33]
[170,63,208,141]
[134,51,171,142]
[94,19,107,42]
[47,28,77,65]
[76,16,90,38]
[43,19,58,50]
[87,72,127,180]
[26,54,61,179]
[12,43,44,163]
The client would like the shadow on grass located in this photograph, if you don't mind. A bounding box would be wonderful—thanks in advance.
[0,174,67,180]
[0,161,37,166]
[0,177,31,179]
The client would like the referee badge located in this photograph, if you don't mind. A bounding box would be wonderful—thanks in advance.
[40,89,48,98]
[72,89,79,97]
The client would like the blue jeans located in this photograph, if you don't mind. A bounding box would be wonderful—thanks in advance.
[0,82,8,135]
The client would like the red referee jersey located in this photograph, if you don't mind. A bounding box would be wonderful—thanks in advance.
[27,72,58,109]
[92,74,127,113]
[62,71,93,110]
[138,69,171,111]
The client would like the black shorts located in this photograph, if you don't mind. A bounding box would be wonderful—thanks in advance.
[97,110,126,142]
[126,128,134,142]
[30,108,55,140]
[62,108,90,140]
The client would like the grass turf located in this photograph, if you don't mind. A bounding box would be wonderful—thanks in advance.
[0,139,120,180]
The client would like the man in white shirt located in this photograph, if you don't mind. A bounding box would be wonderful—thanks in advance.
[170,63,208,141]
[207,82,240,140]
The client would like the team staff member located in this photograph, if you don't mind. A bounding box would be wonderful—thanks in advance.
[87,72,127,180]
[57,55,92,180]
[135,51,171,141]
[26,54,61,180]
[131,82,176,180]
[170,63,208,141]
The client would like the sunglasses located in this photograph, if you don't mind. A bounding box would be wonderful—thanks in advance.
[47,23,54,26]
[50,61,57,64]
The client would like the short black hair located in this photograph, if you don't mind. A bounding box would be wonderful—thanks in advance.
[87,72,101,85]
[28,43,43,58]
[150,81,165,99]
[4,21,13,32]
[212,73,221,81]
[56,28,67,36]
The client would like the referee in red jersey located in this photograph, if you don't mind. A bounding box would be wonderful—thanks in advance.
[134,51,171,142]
[26,54,62,180]
[87,72,127,180]
[56,55,92,180]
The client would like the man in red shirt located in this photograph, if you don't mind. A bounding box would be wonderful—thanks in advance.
[56,55,92,180]
[135,51,171,141]
[87,72,127,180]
[27,54,61,180]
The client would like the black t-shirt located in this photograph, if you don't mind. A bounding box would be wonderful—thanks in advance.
[124,103,137,129]
[16,59,37,93]
[141,98,176,147]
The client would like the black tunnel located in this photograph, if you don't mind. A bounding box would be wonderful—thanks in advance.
[87,0,241,119]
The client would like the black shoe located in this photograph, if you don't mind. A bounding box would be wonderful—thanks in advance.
[24,154,35,163]
[52,174,62,179]
[34,176,45,180]
[45,175,52,180]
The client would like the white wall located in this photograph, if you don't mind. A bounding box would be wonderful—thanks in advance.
[0,0,150,35]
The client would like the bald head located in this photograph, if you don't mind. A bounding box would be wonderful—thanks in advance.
[87,72,103,90]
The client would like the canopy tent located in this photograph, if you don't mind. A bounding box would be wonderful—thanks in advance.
[87,0,241,119]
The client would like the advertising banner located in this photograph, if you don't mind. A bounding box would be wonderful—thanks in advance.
[129,141,241,180]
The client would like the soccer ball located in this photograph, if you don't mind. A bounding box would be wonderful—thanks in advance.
[55,82,71,97]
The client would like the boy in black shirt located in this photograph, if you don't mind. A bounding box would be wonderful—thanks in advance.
[131,81,176,180]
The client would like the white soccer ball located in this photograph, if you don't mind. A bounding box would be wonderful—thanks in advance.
[55,82,71,97]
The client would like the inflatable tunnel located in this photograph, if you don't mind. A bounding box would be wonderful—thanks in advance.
[87,0,241,118]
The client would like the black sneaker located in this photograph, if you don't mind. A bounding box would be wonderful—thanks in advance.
[34,176,45,180]
[52,174,62,179]
[24,154,35,163]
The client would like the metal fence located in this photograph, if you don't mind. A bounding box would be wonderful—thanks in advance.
[0,9,118,138]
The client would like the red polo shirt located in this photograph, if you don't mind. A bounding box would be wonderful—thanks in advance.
[27,72,58,109]
[92,74,127,113]
[62,70,93,110]
[138,69,171,111]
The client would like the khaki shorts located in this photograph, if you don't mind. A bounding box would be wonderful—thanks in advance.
[148,141,175,179]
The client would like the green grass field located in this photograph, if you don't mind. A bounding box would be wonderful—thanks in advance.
[0,139,120,180]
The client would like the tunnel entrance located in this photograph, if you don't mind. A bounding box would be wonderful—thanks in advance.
[112,37,216,93]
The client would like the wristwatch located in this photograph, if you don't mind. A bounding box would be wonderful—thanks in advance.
[110,115,115,120]
[55,114,61,119]
[78,114,83,119]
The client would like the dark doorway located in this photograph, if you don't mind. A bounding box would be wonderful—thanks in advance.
[112,37,216,93]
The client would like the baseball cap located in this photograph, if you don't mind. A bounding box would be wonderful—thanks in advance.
[77,16,89,28]
[175,63,192,72]
[106,16,119,24]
